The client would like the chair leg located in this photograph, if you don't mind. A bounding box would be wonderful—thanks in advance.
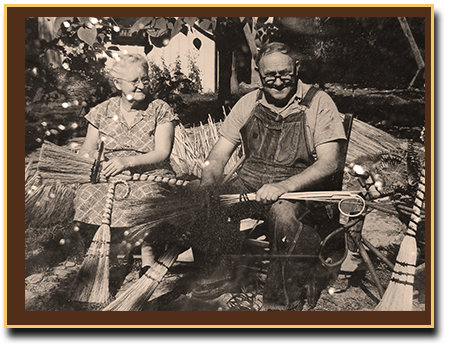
[350,233,385,298]
[306,275,319,308]
[361,236,395,271]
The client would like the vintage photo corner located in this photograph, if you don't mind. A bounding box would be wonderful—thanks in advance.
[6,5,433,328]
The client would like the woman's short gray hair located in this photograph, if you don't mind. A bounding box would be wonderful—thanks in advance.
[109,53,149,79]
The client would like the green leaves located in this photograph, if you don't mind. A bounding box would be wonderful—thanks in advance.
[54,17,73,36]
[77,26,97,47]
[54,17,103,47]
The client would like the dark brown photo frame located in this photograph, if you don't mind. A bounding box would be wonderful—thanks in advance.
[7,4,434,328]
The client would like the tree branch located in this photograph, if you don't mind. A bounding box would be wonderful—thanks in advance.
[193,23,215,42]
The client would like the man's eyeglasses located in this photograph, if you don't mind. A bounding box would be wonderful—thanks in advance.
[260,72,295,86]
[116,77,151,87]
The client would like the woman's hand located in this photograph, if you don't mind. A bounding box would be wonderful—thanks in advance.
[102,157,132,177]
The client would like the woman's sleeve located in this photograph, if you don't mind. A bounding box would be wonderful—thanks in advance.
[154,100,179,125]
[84,102,105,129]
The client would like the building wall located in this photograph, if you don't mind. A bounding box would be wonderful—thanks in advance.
[37,17,216,93]
[146,28,215,93]
[105,28,215,93]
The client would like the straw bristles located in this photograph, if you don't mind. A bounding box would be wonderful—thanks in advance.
[119,185,206,247]
[345,116,403,163]
[25,179,76,228]
[71,182,117,303]
[219,191,362,206]
[103,245,182,311]
[170,115,241,178]
[37,141,98,184]
[71,223,111,303]
[374,167,425,311]
[120,183,251,257]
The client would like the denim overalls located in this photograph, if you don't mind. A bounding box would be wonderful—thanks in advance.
[238,87,319,192]
[235,87,342,309]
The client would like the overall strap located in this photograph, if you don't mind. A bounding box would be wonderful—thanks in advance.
[299,86,320,108]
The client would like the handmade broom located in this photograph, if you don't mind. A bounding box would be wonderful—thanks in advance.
[35,140,195,185]
[37,140,102,184]
[103,244,183,311]
[374,167,425,311]
[71,180,128,303]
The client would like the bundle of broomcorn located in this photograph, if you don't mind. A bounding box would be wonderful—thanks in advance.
[343,115,404,163]
[25,157,77,229]
[170,115,242,178]
[102,183,263,311]
[118,183,255,255]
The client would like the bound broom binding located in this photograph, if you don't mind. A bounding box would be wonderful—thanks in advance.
[374,167,425,311]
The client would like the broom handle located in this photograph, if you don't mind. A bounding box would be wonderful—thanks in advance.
[406,167,425,237]
[101,179,131,225]
[101,182,117,225]
[112,173,192,187]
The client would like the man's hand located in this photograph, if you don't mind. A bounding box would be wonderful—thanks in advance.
[255,181,291,203]
[102,157,132,177]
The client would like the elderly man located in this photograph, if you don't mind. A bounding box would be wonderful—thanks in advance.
[196,42,348,310]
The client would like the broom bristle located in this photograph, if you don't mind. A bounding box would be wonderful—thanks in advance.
[374,234,417,311]
[374,168,425,311]
[346,117,403,163]
[103,245,181,311]
[72,181,118,303]
[25,181,76,228]
[37,141,96,184]
[71,223,111,303]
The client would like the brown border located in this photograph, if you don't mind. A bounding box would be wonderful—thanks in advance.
[7,5,433,327]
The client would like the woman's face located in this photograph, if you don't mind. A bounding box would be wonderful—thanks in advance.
[114,64,150,103]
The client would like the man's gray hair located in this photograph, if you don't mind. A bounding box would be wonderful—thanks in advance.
[255,42,294,67]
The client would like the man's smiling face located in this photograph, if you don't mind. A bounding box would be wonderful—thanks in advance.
[258,52,298,107]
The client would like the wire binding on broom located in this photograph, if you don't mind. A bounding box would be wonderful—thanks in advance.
[374,167,425,311]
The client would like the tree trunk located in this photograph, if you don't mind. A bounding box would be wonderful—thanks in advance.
[397,17,425,88]
[216,18,233,105]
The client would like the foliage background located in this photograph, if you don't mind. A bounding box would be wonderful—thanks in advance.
[24,16,425,156]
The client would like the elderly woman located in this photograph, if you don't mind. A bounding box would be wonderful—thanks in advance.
[75,53,178,283]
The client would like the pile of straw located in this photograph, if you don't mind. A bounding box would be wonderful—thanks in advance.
[345,116,405,163]
[170,115,242,178]
[36,141,97,184]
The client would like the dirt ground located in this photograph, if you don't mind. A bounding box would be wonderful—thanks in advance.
[24,205,426,312]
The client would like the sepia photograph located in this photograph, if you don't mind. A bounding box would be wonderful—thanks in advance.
[5,4,433,328]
